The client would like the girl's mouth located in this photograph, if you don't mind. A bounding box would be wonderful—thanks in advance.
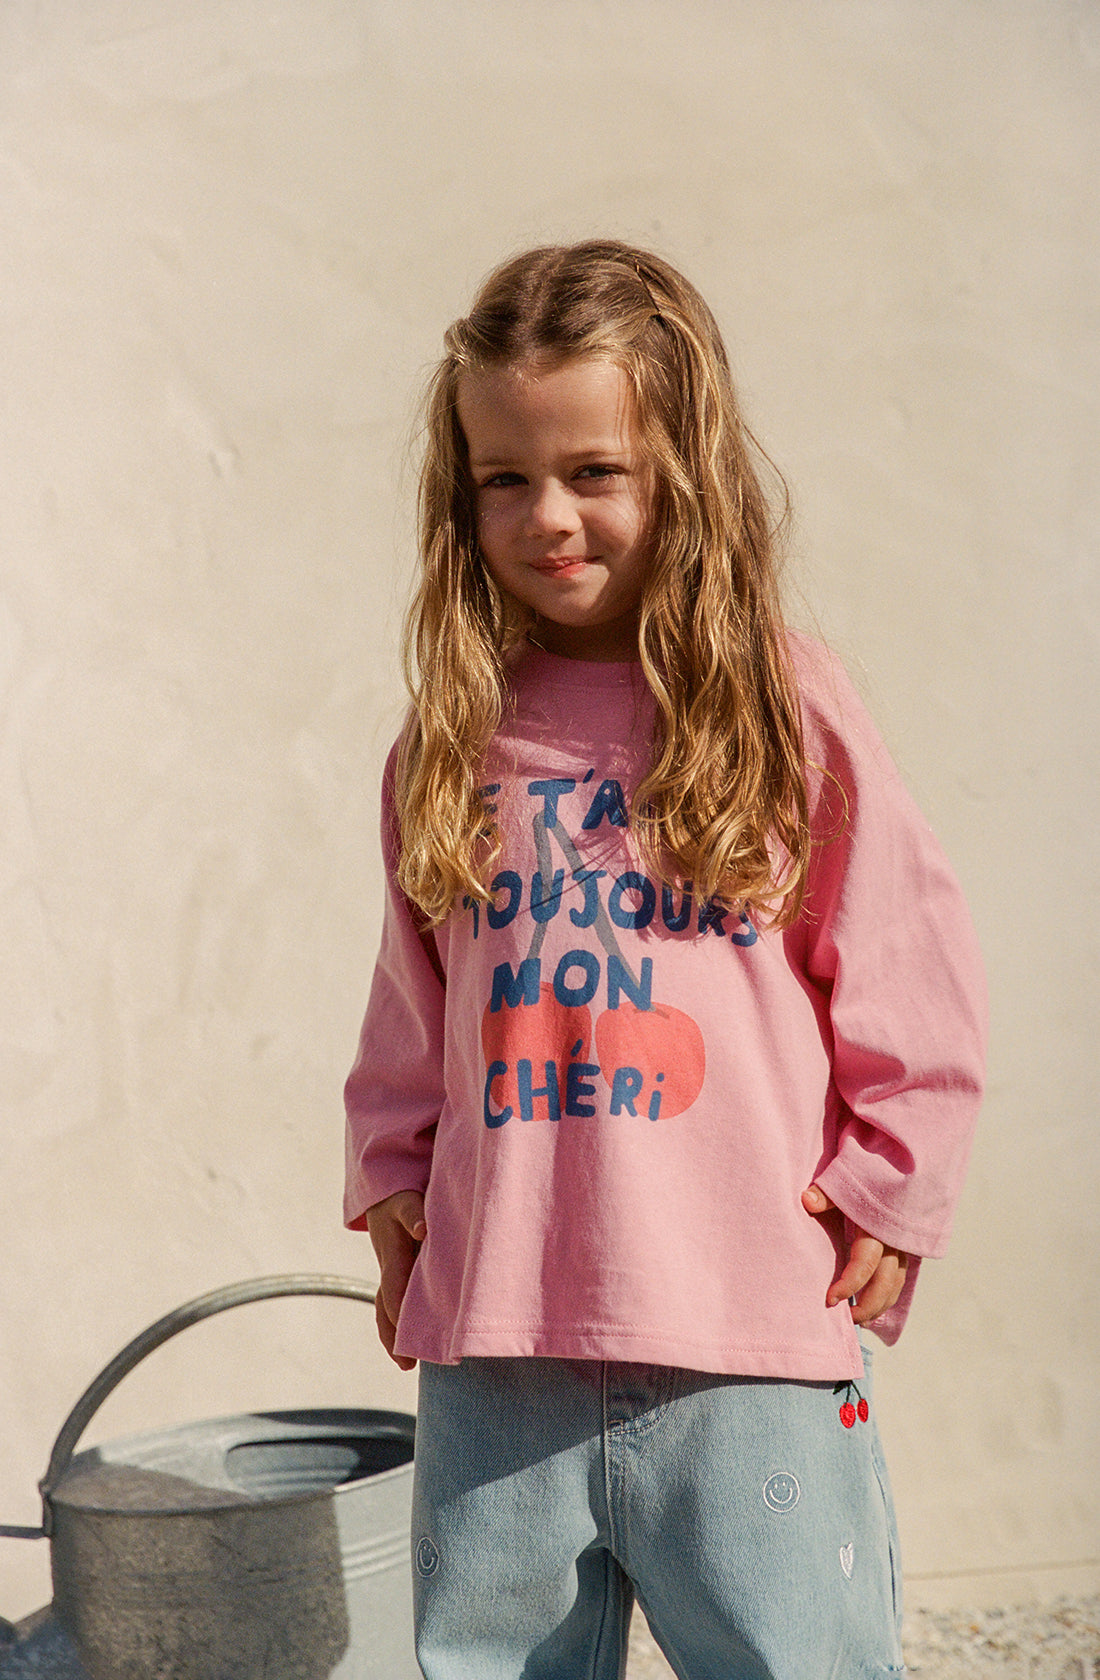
[531,556,590,577]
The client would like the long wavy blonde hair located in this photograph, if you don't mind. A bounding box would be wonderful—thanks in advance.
[397,239,810,928]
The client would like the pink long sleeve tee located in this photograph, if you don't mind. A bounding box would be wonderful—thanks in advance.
[344,636,986,1380]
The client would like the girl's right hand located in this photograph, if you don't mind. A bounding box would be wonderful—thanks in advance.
[365,1189,427,1371]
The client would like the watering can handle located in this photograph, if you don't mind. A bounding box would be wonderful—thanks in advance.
[11,1275,375,1539]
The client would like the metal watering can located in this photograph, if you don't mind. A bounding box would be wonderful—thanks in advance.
[1,1276,419,1679]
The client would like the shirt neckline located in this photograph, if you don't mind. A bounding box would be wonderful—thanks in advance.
[513,642,643,691]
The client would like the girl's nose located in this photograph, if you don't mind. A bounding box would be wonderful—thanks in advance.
[526,479,581,537]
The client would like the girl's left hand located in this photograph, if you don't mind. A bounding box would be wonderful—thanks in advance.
[801,1184,911,1325]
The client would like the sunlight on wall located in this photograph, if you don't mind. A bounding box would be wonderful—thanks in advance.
[0,0,1096,1624]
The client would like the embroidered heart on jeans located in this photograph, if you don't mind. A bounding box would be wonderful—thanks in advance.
[839,1542,854,1579]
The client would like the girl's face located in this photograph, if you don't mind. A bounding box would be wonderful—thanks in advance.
[457,357,652,661]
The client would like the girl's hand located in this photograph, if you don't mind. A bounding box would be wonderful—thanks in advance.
[801,1184,911,1325]
[365,1189,427,1370]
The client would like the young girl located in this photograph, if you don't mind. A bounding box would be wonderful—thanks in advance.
[344,240,986,1680]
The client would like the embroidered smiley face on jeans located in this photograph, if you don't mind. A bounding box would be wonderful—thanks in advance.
[762,1472,801,1513]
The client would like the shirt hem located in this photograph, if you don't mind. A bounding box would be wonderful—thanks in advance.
[397,1322,865,1381]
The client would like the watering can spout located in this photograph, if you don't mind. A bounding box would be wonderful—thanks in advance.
[0,1519,47,1540]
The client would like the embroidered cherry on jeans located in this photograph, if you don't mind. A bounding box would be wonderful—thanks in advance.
[834,1380,868,1428]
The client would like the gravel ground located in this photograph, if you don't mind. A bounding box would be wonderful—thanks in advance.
[3,1595,1098,1676]
[626,1595,1100,1679]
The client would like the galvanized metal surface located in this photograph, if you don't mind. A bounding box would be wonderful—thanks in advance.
[1,1278,421,1680]
[0,1610,89,1678]
[49,1410,416,1679]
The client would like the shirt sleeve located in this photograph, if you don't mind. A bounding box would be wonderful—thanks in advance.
[343,740,446,1230]
[788,639,987,1326]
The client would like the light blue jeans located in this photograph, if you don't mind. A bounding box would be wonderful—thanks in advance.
[411,1344,905,1680]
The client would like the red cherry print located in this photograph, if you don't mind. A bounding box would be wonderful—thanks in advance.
[481,985,593,1122]
[839,1402,857,1429]
[857,1398,870,1423]
[594,1000,706,1119]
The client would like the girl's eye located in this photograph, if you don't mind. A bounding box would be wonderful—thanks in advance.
[576,464,618,481]
[481,472,525,489]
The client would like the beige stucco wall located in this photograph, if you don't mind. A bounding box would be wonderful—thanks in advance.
[1,0,1096,1625]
